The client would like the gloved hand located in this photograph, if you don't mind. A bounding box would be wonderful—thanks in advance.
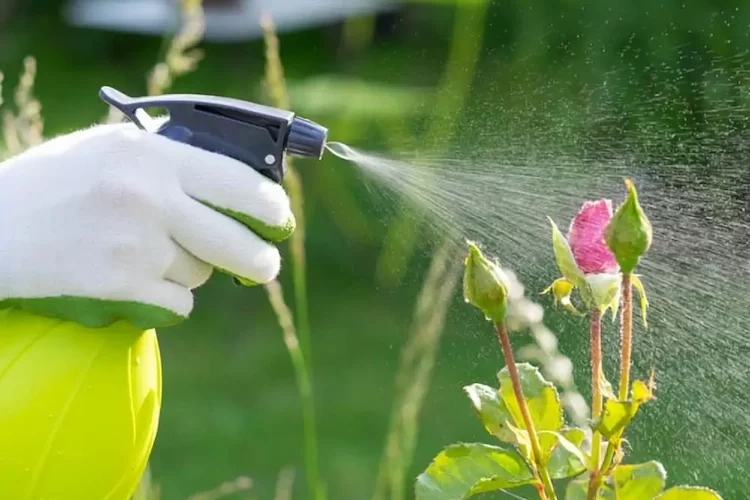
[0,122,295,329]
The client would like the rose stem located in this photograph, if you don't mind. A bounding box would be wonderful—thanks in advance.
[586,309,604,500]
[595,273,635,482]
[589,308,603,467]
[495,321,557,500]
[618,273,633,400]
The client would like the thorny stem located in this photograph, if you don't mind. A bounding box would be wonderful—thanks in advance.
[618,273,633,400]
[586,309,604,500]
[589,309,603,467]
[494,322,557,500]
[594,273,635,485]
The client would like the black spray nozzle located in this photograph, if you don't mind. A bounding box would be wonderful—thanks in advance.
[288,116,328,159]
[98,86,328,183]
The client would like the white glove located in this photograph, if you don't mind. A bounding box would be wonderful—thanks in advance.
[0,122,296,329]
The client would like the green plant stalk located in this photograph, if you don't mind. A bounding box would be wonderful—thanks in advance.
[618,273,633,400]
[375,0,490,286]
[586,308,604,500]
[261,14,322,500]
[284,168,311,361]
[589,308,603,468]
[372,241,461,500]
[594,273,635,484]
[146,0,204,97]
[261,13,312,364]
[264,280,323,500]
[494,321,556,500]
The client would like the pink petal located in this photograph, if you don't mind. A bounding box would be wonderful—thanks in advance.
[567,199,619,275]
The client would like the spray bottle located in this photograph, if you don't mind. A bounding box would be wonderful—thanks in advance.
[0,87,329,500]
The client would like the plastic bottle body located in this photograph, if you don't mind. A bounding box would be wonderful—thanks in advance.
[0,307,162,500]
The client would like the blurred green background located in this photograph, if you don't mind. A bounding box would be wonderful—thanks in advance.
[2,0,749,499]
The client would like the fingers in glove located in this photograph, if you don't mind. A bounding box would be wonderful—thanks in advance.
[172,143,295,242]
[168,194,281,284]
[164,241,213,289]
[132,280,194,322]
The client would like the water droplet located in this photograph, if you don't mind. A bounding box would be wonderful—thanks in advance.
[135,357,141,365]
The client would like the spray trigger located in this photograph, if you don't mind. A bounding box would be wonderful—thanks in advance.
[98,86,329,183]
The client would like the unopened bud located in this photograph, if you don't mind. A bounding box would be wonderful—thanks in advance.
[605,179,653,274]
[463,241,509,323]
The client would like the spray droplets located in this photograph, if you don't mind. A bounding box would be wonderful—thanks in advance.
[329,132,750,483]
[325,141,358,160]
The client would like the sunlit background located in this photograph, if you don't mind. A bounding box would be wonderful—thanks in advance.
[2,1,750,499]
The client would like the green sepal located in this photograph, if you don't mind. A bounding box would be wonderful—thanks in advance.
[541,278,584,316]
[631,274,649,328]
[548,217,594,307]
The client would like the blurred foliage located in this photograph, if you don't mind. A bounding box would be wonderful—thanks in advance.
[2,0,750,499]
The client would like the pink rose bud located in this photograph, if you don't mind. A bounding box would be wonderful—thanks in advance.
[567,199,619,275]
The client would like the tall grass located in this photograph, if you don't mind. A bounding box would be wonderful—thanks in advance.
[0,56,43,157]
[104,0,205,125]
[372,240,462,500]
[260,14,324,500]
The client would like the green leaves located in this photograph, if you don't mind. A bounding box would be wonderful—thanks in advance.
[464,363,567,460]
[463,383,513,442]
[564,463,724,500]
[594,399,640,440]
[605,179,653,273]
[498,363,564,441]
[465,364,589,471]
[594,379,654,440]
[544,428,589,478]
[656,487,724,499]
[417,364,590,499]
[414,443,533,500]
[607,462,667,498]
[565,462,665,499]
